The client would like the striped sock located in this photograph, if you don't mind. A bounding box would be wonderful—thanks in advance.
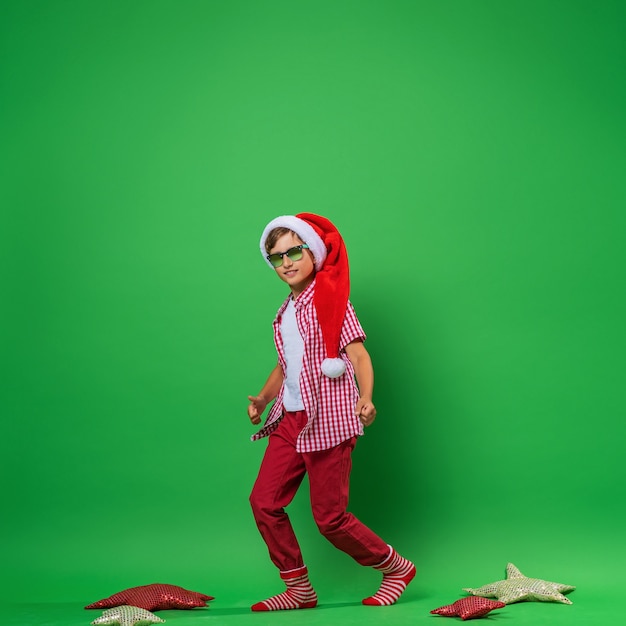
[251,566,318,611]
[362,546,416,606]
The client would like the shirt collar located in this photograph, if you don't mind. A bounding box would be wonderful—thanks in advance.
[275,279,316,319]
[293,278,315,310]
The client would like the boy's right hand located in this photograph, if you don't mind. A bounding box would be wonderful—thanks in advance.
[247,395,268,425]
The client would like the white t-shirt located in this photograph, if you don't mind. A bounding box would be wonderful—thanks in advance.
[280,297,305,411]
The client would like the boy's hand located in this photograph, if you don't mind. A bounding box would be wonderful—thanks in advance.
[247,395,268,425]
[356,397,376,427]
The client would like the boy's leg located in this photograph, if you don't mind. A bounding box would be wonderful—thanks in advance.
[305,437,389,564]
[249,410,318,611]
[250,413,307,571]
[305,438,415,606]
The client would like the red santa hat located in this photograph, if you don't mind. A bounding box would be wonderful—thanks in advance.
[260,213,350,378]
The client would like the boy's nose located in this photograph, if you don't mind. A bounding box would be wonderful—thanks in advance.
[282,256,294,268]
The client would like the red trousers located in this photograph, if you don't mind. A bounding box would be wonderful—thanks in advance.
[250,409,389,572]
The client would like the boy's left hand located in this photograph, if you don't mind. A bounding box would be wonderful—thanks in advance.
[356,397,376,427]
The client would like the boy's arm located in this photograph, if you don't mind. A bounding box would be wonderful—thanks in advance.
[247,363,284,425]
[344,340,377,427]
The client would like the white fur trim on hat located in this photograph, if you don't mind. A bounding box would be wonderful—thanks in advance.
[260,215,327,271]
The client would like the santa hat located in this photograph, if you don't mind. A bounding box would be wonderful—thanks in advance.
[260,213,350,378]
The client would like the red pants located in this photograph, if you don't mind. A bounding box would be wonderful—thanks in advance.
[250,409,389,572]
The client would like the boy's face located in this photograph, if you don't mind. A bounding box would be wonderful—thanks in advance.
[269,231,316,297]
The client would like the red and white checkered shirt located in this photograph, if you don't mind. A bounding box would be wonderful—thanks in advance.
[251,279,366,452]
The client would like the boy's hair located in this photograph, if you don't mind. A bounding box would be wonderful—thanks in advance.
[264,227,301,253]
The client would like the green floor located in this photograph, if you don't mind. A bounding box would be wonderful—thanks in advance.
[5,517,623,626]
[5,578,620,626]
[3,597,617,626]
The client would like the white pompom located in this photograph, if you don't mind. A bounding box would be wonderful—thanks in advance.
[321,357,346,378]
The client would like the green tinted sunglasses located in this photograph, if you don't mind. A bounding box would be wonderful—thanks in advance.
[267,244,310,268]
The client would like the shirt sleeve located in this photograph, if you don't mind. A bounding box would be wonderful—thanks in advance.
[340,301,366,350]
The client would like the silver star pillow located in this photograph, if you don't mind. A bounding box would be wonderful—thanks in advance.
[90,605,165,626]
[463,563,575,605]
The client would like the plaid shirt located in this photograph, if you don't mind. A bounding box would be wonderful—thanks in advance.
[251,279,366,452]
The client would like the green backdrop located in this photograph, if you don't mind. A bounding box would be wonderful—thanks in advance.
[1,1,624,625]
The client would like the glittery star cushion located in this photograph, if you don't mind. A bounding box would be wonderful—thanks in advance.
[90,605,164,626]
[85,583,214,612]
[463,563,575,605]
[431,597,506,620]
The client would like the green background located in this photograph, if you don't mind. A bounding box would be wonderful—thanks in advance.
[1,1,624,625]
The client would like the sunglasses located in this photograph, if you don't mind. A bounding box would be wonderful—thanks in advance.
[267,244,310,268]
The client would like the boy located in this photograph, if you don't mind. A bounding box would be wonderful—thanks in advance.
[247,213,415,611]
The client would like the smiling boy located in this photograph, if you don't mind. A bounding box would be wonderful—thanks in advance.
[247,213,415,611]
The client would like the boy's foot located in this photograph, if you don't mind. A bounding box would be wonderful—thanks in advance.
[251,565,318,611]
[362,547,416,606]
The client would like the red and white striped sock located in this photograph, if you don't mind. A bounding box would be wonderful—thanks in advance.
[362,546,416,606]
[251,566,318,612]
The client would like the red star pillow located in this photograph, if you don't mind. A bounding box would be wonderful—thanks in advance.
[85,583,214,612]
[431,596,506,620]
